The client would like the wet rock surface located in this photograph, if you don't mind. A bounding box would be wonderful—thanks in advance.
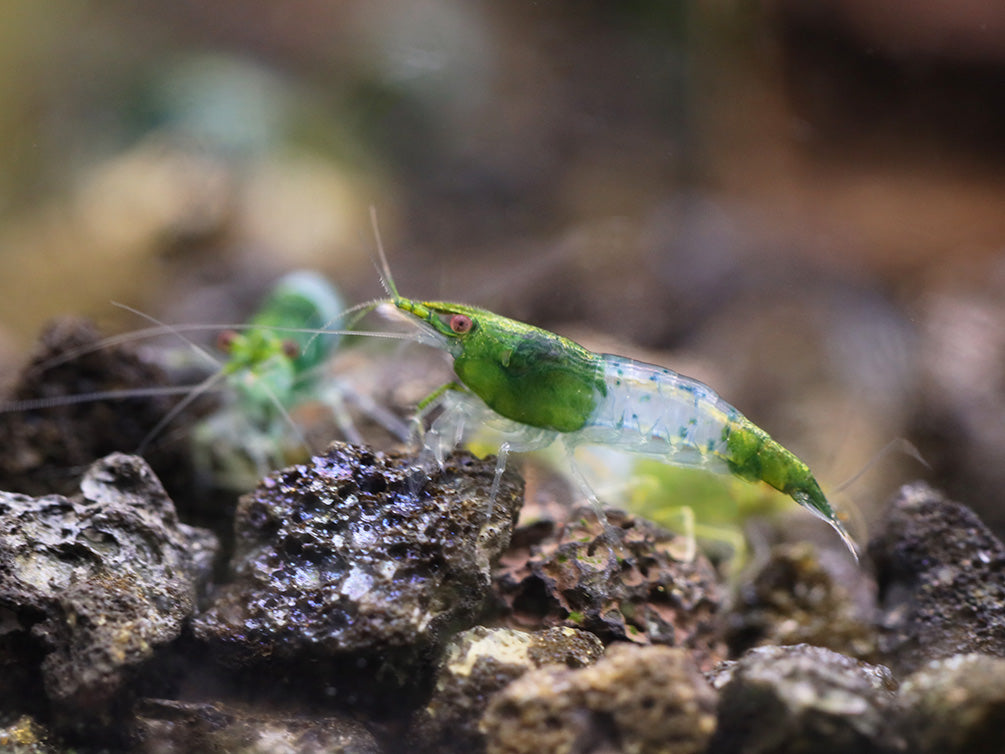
[0,453,218,734]
[193,442,524,705]
[493,508,726,669]
[4,433,1005,753]
[131,698,381,754]
[709,643,901,754]
[896,653,1005,754]
[869,481,1005,676]
[481,643,717,754]
[411,625,605,754]
[0,318,201,500]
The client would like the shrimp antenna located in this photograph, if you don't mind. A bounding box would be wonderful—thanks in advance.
[111,303,222,369]
[23,322,261,378]
[136,368,229,455]
[104,304,227,454]
[0,384,224,414]
[833,437,929,494]
[369,206,400,301]
[307,299,393,350]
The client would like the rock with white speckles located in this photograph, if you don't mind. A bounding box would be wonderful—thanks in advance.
[131,699,382,754]
[192,442,524,707]
[869,482,1005,676]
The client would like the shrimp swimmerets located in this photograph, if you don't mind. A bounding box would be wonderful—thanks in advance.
[368,217,859,558]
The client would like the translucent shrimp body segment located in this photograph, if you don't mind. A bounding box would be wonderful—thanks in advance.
[576,356,738,470]
[570,355,857,556]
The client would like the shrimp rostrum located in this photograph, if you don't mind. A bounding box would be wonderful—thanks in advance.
[372,238,858,558]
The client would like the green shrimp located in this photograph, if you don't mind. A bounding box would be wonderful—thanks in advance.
[1,271,409,491]
[190,270,356,488]
[161,270,411,488]
[369,223,858,558]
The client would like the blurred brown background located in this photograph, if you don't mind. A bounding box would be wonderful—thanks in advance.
[1,0,1004,537]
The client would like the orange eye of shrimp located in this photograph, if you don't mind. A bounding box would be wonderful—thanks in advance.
[450,314,473,334]
[216,330,239,353]
[281,340,300,359]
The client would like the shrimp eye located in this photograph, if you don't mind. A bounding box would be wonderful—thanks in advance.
[281,340,300,359]
[216,330,239,353]
[450,314,473,334]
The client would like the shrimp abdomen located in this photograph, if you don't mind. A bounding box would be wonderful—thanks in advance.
[724,418,856,554]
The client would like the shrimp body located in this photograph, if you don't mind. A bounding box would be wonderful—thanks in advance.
[581,355,737,468]
[216,270,345,426]
[195,270,409,488]
[1,269,411,493]
[579,355,845,551]
[190,271,352,488]
[374,253,856,556]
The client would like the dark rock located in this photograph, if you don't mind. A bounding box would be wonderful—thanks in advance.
[131,698,381,753]
[896,653,1005,754]
[725,542,877,660]
[709,643,902,754]
[0,317,202,500]
[411,626,604,754]
[481,643,717,754]
[0,453,218,733]
[869,481,1005,676]
[493,507,726,669]
[192,442,524,707]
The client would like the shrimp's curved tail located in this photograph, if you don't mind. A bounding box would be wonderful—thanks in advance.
[724,418,859,560]
[791,487,860,561]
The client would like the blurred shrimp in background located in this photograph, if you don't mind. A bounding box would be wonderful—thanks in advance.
[0,0,1004,543]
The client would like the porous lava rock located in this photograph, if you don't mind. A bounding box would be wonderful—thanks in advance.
[411,625,604,753]
[193,442,524,705]
[710,643,901,754]
[725,542,877,661]
[896,653,1005,754]
[869,481,1005,676]
[0,318,198,498]
[480,643,717,754]
[0,453,218,732]
[493,507,725,669]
